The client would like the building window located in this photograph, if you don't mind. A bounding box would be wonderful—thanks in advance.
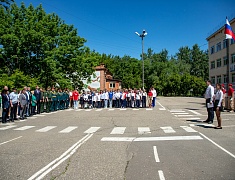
[216,42,221,52]
[223,56,228,65]
[216,58,221,67]
[217,75,221,84]
[223,39,227,49]
[224,75,228,83]
[210,46,215,54]
[211,61,215,69]
[211,76,215,84]
[232,74,235,83]
[231,39,235,45]
[231,54,235,64]
[109,82,115,88]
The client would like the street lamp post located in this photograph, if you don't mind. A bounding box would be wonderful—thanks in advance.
[135,30,147,90]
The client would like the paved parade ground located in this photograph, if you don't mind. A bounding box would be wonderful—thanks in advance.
[0,97,235,180]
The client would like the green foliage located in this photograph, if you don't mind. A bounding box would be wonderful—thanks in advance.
[0,3,99,90]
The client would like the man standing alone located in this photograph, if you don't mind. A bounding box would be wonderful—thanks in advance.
[204,80,215,124]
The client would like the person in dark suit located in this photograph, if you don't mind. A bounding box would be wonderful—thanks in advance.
[34,86,41,114]
[2,89,10,123]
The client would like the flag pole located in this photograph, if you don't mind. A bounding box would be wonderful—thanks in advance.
[226,38,230,91]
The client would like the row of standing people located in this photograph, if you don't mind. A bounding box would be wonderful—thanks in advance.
[71,88,157,109]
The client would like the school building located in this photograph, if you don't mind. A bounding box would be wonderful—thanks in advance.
[206,18,235,88]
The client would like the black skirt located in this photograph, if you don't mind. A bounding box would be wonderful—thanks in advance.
[214,100,222,111]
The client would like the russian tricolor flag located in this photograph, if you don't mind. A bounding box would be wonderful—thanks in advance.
[225,18,235,40]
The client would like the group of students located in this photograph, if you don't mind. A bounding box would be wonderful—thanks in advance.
[1,85,157,124]
[71,88,157,109]
[204,81,234,129]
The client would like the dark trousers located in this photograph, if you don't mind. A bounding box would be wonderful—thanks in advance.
[51,101,57,111]
[127,98,131,107]
[32,106,36,114]
[142,96,146,108]
[116,99,120,108]
[206,98,214,122]
[122,99,127,108]
[152,97,156,107]
[136,100,140,108]
[2,108,9,123]
[36,100,41,114]
[20,105,26,118]
[10,103,18,120]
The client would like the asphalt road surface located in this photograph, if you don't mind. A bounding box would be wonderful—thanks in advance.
[0,97,235,180]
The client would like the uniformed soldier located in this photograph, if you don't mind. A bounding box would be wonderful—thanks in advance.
[40,88,44,113]
[58,89,63,110]
[47,87,52,112]
[61,90,66,110]
[65,89,70,109]
[51,88,57,111]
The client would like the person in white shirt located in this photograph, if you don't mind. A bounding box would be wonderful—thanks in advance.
[136,91,141,108]
[97,92,101,108]
[104,90,109,108]
[142,89,147,108]
[151,87,157,108]
[204,80,215,124]
[131,90,136,108]
[100,91,105,108]
[214,83,223,129]
[115,90,121,108]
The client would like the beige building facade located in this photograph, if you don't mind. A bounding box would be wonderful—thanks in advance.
[207,18,235,88]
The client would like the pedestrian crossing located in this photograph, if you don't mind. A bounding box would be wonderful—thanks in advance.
[0,125,198,134]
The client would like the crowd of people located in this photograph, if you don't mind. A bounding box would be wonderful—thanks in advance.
[204,81,234,129]
[0,85,157,124]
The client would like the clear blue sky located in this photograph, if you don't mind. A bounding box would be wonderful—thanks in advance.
[15,0,235,59]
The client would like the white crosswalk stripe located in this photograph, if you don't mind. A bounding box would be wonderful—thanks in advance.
[138,127,151,134]
[84,127,100,134]
[14,126,35,131]
[59,126,78,133]
[0,125,17,130]
[160,126,176,133]
[110,127,126,134]
[36,126,57,132]
[180,126,197,132]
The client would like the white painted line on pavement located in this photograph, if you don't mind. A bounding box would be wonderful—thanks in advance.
[160,126,176,133]
[84,127,100,134]
[181,117,201,120]
[108,109,115,111]
[14,126,35,131]
[0,136,22,146]
[110,127,126,134]
[158,170,166,180]
[172,113,189,115]
[180,126,197,132]
[120,108,127,111]
[170,110,184,112]
[101,136,203,142]
[95,109,103,111]
[189,124,195,127]
[27,117,37,119]
[28,133,93,180]
[75,109,83,111]
[199,132,235,159]
[195,124,215,127]
[36,126,57,132]
[222,125,235,127]
[188,110,202,115]
[157,101,166,110]
[0,125,17,130]
[0,122,15,126]
[175,115,194,117]
[85,109,92,111]
[146,108,153,110]
[153,146,160,162]
[33,114,45,117]
[59,126,77,133]
[138,127,151,134]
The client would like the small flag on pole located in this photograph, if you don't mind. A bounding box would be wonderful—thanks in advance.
[225,17,235,40]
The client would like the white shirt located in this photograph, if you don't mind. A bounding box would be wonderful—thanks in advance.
[142,92,147,97]
[97,94,101,101]
[215,90,223,107]
[100,93,105,100]
[136,93,140,100]
[105,92,109,100]
[115,92,120,99]
[152,89,157,97]
[205,85,214,102]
